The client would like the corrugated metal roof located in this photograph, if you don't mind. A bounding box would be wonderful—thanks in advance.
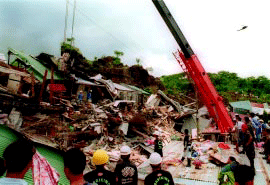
[113,82,134,91]
[76,78,104,87]
[229,100,252,111]
[121,84,150,95]
[0,125,69,184]
[9,48,63,81]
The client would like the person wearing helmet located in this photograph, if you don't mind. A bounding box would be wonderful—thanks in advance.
[84,150,116,185]
[144,153,174,185]
[115,146,138,185]
[153,131,163,157]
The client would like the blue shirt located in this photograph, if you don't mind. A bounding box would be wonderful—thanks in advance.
[78,93,83,100]
[87,93,92,100]
[251,117,262,134]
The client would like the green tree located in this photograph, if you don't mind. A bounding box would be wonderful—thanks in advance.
[136,58,141,66]
[113,50,124,66]
[114,50,124,58]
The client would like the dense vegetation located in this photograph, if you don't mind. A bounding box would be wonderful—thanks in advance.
[160,71,270,104]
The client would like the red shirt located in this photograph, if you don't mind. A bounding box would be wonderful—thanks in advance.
[242,124,248,132]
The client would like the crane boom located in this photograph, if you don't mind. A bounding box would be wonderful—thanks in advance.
[152,0,234,133]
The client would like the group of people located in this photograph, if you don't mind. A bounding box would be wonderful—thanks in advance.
[0,139,175,185]
[231,113,270,169]
[78,90,92,104]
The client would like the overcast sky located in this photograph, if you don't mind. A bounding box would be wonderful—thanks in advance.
[0,0,269,78]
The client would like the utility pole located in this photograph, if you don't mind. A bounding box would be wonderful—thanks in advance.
[64,0,69,42]
[71,0,76,46]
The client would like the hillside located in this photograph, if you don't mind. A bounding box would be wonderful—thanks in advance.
[160,71,270,104]
[61,40,165,93]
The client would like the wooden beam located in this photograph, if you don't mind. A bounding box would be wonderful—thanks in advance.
[31,72,35,97]
[38,70,48,103]
[49,67,54,104]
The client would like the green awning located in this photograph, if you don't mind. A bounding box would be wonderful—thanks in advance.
[9,48,63,82]
[0,125,69,184]
[229,100,252,114]
[229,100,252,110]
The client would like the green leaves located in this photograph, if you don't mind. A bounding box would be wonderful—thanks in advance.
[161,71,270,104]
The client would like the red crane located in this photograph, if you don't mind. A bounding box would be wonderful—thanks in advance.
[152,0,234,133]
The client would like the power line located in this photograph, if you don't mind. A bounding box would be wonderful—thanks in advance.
[68,1,144,54]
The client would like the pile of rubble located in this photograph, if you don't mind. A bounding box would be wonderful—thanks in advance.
[20,98,185,147]
[0,90,197,170]
[1,87,247,184]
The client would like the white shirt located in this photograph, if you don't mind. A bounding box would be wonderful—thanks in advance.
[236,121,244,130]
[0,177,28,185]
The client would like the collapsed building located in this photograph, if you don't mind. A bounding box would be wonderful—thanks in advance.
[1,48,265,184]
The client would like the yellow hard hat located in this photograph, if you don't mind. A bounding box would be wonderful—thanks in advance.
[92,150,109,165]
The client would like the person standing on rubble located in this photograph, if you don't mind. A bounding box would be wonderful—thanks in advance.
[78,91,83,105]
[263,129,270,163]
[231,119,240,153]
[235,115,244,152]
[145,152,174,185]
[183,129,189,150]
[181,141,192,167]
[84,150,116,185]
[242,123,255,170]
[64,148,90,185]
[249,113,261,142]
[0,140,35,185]
[115,146,138,185]
[242,117,256,144]
[153,131,163,157]
[87,90,92,103]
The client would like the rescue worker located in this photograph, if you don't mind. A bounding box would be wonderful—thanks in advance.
[181,141,192,167]
[183,129,189,150]
[64,148,90,185]
[249,113,261,142]
[218,157,238,185]
[84,150,116,185]
[153,131,163,157]
[78,91,83,104]
[236,116,244,153]
[242,124,255,170]
[115,146,138,185]
[263,129,270,163]
[0,140,35,185]
[144,152,174,185]
[242,116,256,145]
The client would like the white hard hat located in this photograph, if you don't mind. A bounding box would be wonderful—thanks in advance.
[149,152,162,165]
[120,145,131,155]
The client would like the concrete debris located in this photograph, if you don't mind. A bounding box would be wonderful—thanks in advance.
[2,59,229,182]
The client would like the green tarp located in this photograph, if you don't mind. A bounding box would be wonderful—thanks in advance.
[0,125,69,184]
